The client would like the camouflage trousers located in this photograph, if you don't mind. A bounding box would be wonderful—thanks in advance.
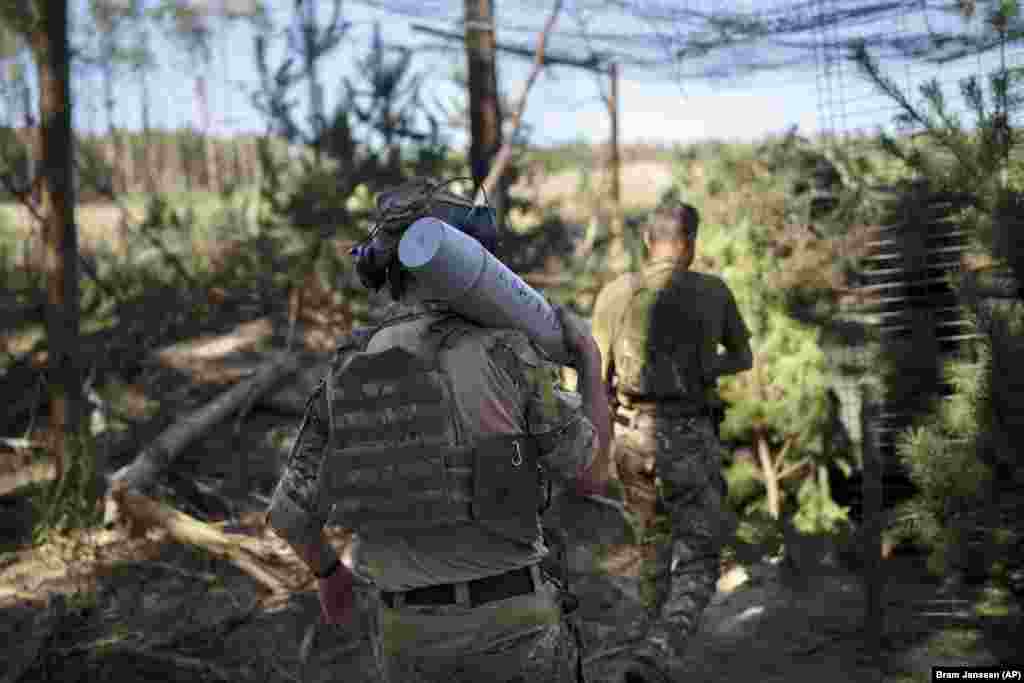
[369,578,582,683]
[582,414,726,682]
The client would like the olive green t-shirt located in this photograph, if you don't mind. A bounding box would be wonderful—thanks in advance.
[591,258,751,392]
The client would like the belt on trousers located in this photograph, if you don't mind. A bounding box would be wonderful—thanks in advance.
[614,408,704,429]
[380,565,541,609]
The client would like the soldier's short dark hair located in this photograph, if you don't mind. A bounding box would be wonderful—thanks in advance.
[645,199,700,243]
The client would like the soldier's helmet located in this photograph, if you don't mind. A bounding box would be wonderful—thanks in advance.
[350,177,498,296]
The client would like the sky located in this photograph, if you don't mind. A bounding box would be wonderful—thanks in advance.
[14,0,1024,148]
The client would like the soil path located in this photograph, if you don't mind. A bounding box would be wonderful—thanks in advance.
[2,526,1018,682]
[1,320,1019,683]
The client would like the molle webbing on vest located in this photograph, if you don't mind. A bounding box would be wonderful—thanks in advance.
[323,434,540,538]
[322,328,542,544]
[332,346,451,446]
[324,443,476,531]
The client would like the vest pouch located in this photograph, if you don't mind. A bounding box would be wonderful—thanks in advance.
[472,434,541,546]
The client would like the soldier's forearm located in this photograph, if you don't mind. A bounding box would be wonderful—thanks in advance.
[575,344,613,479]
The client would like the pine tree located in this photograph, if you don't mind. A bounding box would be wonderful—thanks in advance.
[852,3,1024,598]
[251,3,453,333]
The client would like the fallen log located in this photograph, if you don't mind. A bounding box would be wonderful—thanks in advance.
[108,485,292,595]
[105,351,300,512]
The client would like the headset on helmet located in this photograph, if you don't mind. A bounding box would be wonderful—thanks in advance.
[349,177,498,298]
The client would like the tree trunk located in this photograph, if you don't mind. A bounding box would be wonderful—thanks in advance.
[193,75,213,192]
[101,37,121,195]
[34,0,82,488]
[605,62,629,272]
[19,52,40,208]
[105,352,300,516]
[464,0,504,220]
[139,26,155,196]
[755,426,781,519]
[476,0,563,206]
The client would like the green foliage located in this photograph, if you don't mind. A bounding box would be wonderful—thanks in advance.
[617,135,862,537]
[723,458,762,511]
[732,510,785,556]
[250,7,455,325]
[711,216,833,468]
[855,27,1024,590]
[0,126,31,201]
[31,431,104,545]
[792,467,851,535]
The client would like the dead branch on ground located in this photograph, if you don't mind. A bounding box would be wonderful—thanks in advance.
[108,485,292,594]
[104,352,300,512]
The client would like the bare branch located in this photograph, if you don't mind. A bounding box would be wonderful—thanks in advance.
[477,0,565,204]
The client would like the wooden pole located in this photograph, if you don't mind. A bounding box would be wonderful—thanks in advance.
[609,62,621,210]
[607,61,625,269]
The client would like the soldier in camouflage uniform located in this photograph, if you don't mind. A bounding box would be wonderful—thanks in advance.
[588,197,753,681]
[265,178,613,683]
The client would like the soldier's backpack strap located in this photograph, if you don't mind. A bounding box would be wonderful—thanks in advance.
[607,272,645,395]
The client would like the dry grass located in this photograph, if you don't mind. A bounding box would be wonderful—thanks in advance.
[511,160,676,224]
[1,202,146,262]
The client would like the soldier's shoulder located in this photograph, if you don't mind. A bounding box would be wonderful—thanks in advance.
[426,317,544,368]
[338,326,378,353]
[594,271,642,314]
[671,270,730,299]
[460,327,545,370]
[690,270,730,290]
[602,271,642,297]
[329,326,377,367]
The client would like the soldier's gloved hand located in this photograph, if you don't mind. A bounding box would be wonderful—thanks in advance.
[317,561,356,626]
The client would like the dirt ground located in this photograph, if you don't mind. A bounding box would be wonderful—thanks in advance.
[3,396,1019,683]
[1,509,1019,682]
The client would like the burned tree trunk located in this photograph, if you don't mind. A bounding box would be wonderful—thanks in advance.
[464,0,504,221]
[32,0,83,487]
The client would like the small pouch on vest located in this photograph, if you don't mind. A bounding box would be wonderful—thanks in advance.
[472,434,540,546]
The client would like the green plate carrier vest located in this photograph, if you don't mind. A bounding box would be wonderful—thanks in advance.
[320,322,542,547]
